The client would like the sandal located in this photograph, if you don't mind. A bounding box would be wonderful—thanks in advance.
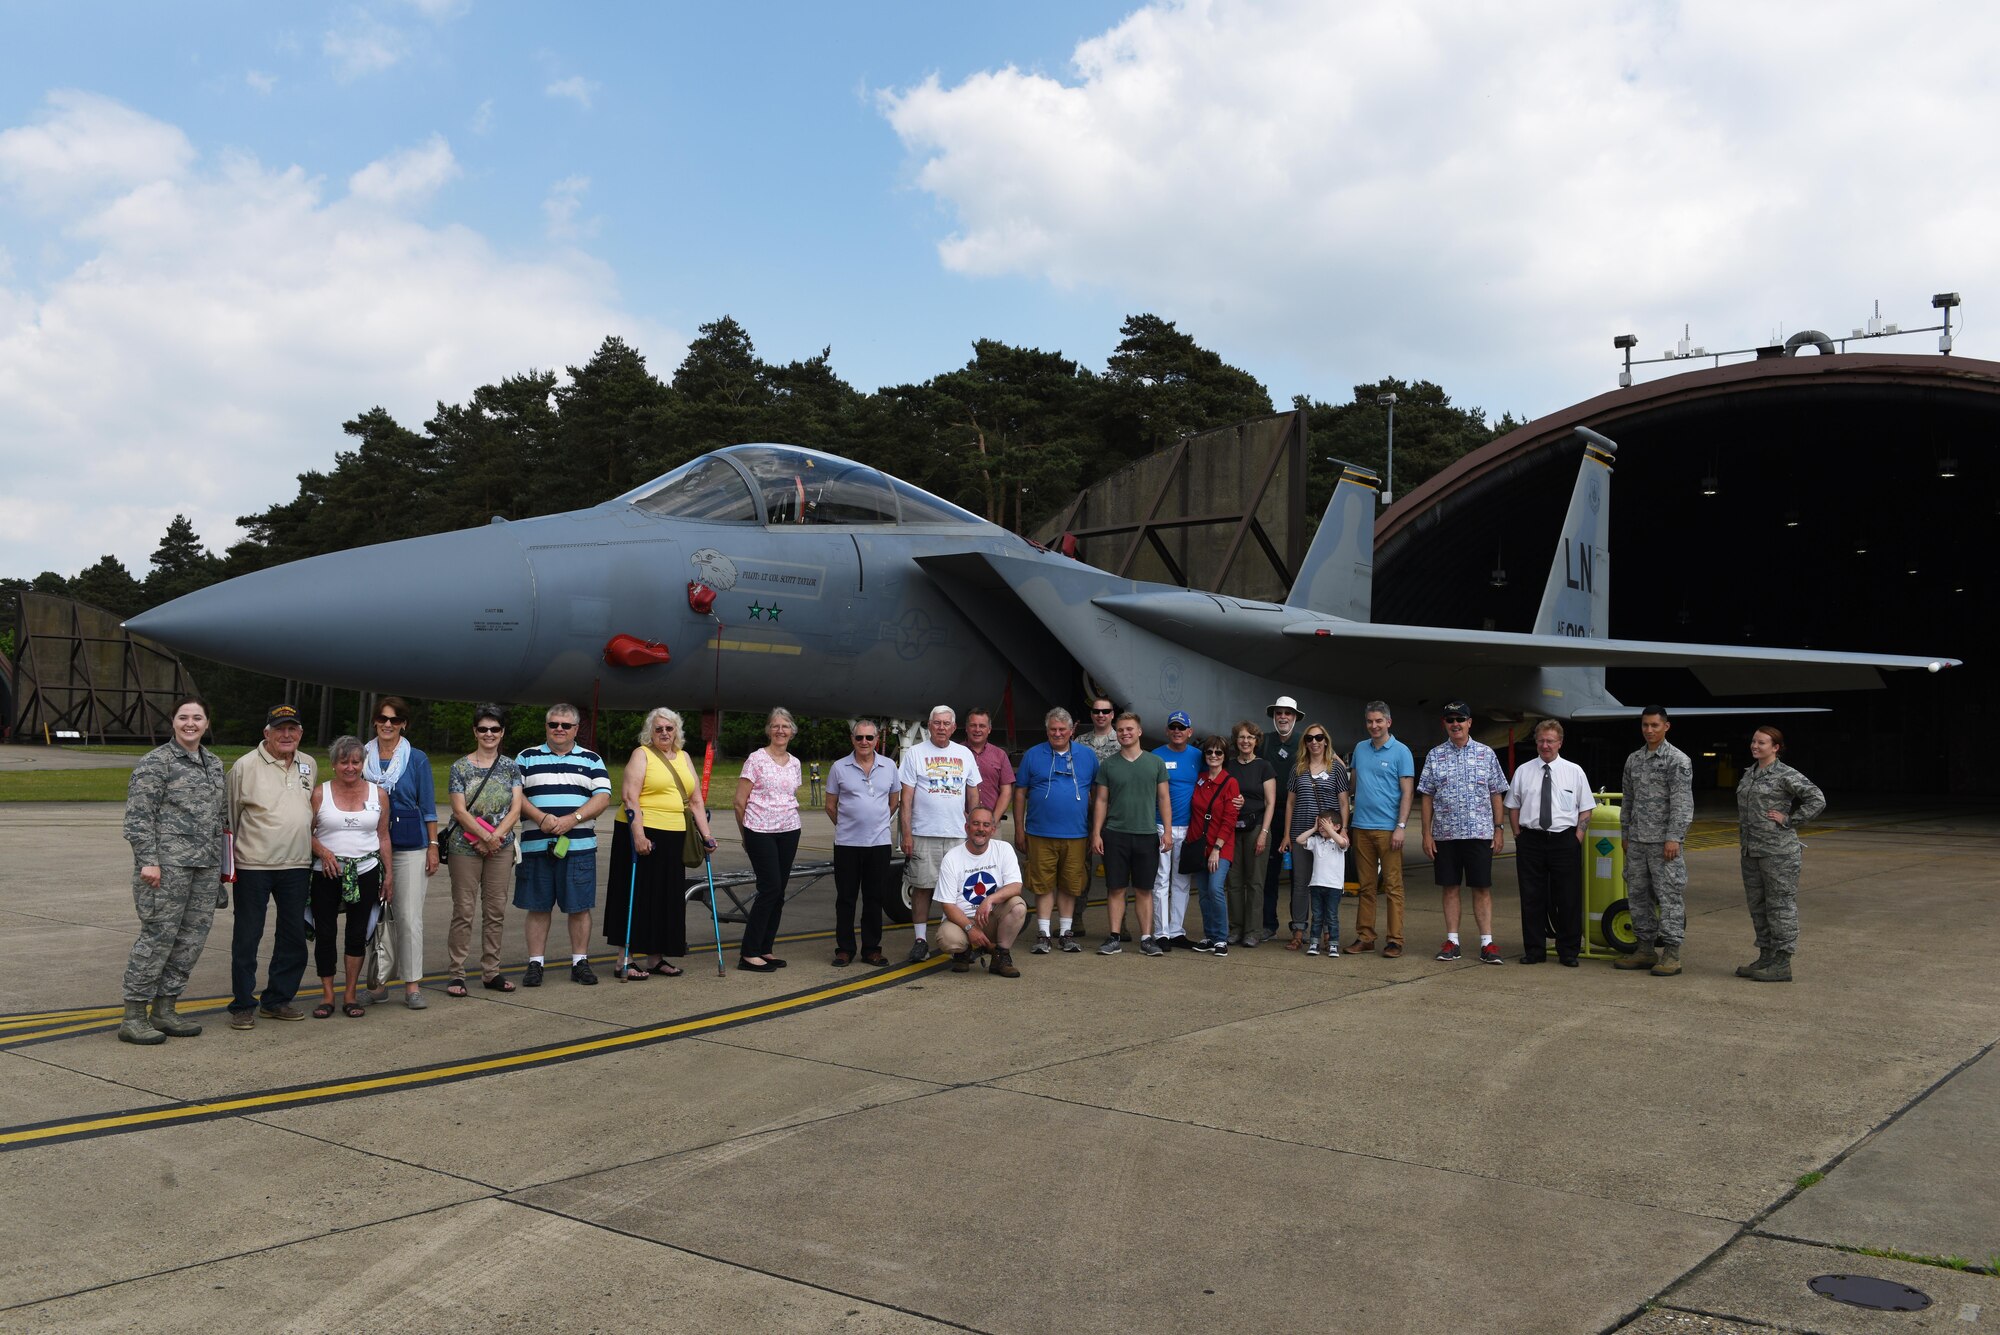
[312,1002,336,1019]
[482,976,516,992]
[651,960,683,977]
[445,980,469,997]
[1286,931,1306,951]
[616,962,652,980]
[342,1002,366,1018]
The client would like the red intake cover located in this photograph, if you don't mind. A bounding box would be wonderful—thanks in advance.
[687,581,717,615]
[603,634,670,668]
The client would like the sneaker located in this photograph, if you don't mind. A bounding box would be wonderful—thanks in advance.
[1326,941,1340,958]
[1240,933,1259,949]
[228,1010,255,1031]
[907,939,931,963]
[1212,940,1230,957]
[1306,937,1319,956]
[1479,943,1504,965]
[989,950,1020,978]
[950,950,973,972]
[571,958,598,986]
[1032,933,1052,955]
[1435,940,1462,961]
[1097,936,1123,955]
[522,960,545,988]
[1191,938,1216,953]
[257,1004,305,1021]
[1140,936,1165,957]
[1059,931,1082,953]
[1156,935,1173,953]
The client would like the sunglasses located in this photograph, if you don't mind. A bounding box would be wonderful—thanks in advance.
[474,725,504,735]
[373,714,404,725]
[1091,708,1114,714]
[653,725,676,734]
[547,720,576,730]
[1444,716,1470,723]
[1306,735,1330,743]
[1203,748,1226,756]
[853,734,877,742]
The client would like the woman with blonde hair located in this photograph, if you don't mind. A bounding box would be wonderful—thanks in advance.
[606,707,717,979]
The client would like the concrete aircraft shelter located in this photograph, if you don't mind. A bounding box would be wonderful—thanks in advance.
[1371,352,1995,797]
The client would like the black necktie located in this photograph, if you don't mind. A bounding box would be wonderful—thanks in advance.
[1538,763,1551,830]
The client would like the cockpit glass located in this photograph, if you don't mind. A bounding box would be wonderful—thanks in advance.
[730,446,900,525]
[889,477,983,525]
[624,457,758,522]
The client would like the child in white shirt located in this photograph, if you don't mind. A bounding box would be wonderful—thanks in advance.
[1304,813,1350,956]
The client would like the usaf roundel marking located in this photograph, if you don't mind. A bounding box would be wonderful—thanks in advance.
[960,869,998,907]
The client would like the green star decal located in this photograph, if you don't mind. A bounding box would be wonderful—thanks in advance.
[747,601,766,620]
[766,602,781,622]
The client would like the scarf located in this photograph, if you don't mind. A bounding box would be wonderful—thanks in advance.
[363,736,411,794]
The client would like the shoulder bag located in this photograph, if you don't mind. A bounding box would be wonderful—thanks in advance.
[660,751,707,868]
[436,762,497,868]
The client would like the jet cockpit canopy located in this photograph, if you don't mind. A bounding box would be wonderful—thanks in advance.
[617,443,981,527]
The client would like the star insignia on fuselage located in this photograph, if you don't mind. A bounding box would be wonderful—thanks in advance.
[746,601,782,622]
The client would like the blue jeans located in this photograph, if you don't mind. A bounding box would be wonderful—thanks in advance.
[231,867,311,1013]
[1309,884,1342,944]
[1200,858,1231,943]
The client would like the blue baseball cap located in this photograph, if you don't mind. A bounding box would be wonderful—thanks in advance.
[1167,711,1192,729]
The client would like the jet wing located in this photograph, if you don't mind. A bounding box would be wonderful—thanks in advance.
[1275,620,1955,692]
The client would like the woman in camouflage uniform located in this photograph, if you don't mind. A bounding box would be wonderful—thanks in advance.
[119,697,228,1044]
[1735,725,1826,983]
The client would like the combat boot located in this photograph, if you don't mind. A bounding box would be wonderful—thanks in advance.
[150,996,203,1037]
[1649,944,1682,976]
[1735,949,1774,978]
[117,1001,167,1046]
[1613,943,1657,970]
[1748,951,1792,983]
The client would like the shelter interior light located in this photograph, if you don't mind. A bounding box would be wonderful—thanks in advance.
[1937,457,1957,478]
[1701,475,1719,496]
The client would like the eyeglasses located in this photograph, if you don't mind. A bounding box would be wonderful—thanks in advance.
[653,726,675,735]
[853,734,877,742]
[373,714,403,725]
[474,725,503,735]
[1203,748,1225,756]
[547,721,576,730]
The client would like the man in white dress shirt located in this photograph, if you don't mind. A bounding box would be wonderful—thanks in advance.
[1504,720,1594,966]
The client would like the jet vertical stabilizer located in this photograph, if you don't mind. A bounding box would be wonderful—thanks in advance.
[1534,429,1616,641]
[1283,462,1379,620]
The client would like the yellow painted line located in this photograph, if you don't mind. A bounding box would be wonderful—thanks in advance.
[707,636,803,656]
[0,957,944,1150]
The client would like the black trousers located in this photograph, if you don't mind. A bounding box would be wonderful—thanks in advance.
[833,842,892,955]
[308,866,382,978]
[740,827,799,958]
[1516,826,1583,959]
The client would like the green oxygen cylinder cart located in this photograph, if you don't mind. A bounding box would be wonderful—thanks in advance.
[1583,791,1638,957]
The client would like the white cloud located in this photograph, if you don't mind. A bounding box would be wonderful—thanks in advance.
[245,70,278,95]
[544,76,599,110]
[542,174,595,240]
[0,93,677,580]
[401,0,470,19]
[881,0,2000,413]
[0,90,195,207]
[348,133,459,205]
[322,12,408,80]
[470,98,495,135]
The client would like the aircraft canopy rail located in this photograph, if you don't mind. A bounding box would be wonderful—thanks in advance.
[619,443,982,528]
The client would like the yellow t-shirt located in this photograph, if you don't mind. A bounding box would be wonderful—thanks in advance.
[617,748,696,832]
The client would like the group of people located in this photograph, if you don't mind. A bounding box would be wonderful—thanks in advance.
[114,688,1828,1043]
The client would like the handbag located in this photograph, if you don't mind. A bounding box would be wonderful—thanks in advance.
[1179,774,1235,875]
[658,751,707,869]
[437,763,498,868]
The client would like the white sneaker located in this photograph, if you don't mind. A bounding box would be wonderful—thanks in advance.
[1305,938,1320,956]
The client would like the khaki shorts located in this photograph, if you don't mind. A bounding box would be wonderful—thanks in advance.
[904,833,959,891]
[1024,834,1090,897]
[936,898,1027,955]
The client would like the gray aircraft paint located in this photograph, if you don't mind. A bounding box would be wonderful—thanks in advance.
[127,438,1956,741]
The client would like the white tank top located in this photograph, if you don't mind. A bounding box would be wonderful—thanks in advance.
[315,782,383,867]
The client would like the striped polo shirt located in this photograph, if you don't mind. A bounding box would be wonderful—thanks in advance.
[514,743,611,855]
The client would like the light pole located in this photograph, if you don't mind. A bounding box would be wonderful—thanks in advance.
[1376,392,1398,505]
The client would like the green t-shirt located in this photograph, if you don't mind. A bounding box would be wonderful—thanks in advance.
[1096,751,1168,835]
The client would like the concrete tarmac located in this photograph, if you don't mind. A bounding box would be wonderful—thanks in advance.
[1,796,1996,1332]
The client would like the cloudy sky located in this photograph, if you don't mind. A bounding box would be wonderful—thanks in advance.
[1,0,1990,581]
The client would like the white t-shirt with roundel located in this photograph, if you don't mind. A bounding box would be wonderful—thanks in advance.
[933,838,1022,921]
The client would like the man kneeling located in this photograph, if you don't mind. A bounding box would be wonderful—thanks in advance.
[934,807,1028,977]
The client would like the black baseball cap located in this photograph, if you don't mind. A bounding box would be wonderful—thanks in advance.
[1441,701,1472,720]
[264,704,304,729]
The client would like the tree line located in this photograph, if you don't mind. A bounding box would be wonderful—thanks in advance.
[3,312,1515,745]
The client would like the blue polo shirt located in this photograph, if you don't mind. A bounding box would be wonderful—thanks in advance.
[1351,735,1415,830]
[515,744,612,855]
[1016,741,1098,839]
[1153,743,1198,826]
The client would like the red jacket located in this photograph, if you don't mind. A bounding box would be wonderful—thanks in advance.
[1188,769,1242,863]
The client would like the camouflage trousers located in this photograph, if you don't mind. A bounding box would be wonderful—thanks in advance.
[123,864,220,1003]
[1740,849,1801,954]
[1624,841,1687,947]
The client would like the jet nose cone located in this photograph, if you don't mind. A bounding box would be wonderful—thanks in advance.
[127,526,538,696]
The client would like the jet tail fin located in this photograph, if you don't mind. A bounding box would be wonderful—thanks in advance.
[1533,429,1616,640]
[1284,461,1379,620]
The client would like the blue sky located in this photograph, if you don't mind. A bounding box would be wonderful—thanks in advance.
[1,1,1990,579]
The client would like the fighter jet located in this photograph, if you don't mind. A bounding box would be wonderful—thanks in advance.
[127,432,1955,734]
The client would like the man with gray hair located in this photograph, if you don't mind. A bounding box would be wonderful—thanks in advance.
[1348,700,1415,957]
[514,704,614,986]
[1013,706,1099,952]
[899,705,980,961]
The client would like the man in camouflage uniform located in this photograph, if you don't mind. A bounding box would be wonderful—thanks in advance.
[1615,707,1694,977]
[1735,725,1826,983]
[119,698,228,1044]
